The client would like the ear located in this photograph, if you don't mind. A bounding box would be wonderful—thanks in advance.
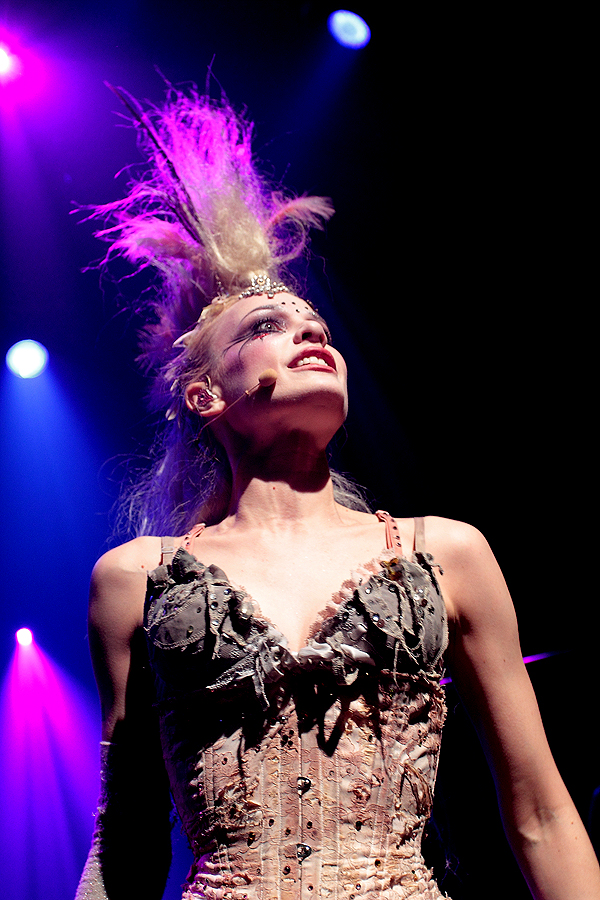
[185,379,227,420]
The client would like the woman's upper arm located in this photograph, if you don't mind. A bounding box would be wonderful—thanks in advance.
[427,518,600,898]
[429,518,570,825]
[87,539,157,741]
[82,539,173,898]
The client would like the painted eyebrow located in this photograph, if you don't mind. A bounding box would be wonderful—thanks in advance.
[237,303,330,330]
[237,304,284,324]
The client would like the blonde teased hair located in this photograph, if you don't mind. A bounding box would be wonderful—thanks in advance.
[89,87,333,393]
[86,86,369,535]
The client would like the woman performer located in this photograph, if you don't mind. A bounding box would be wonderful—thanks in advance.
[75,89,600,899]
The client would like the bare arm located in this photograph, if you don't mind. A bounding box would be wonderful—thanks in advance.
[76,539,172,900]
[428,517,600,900]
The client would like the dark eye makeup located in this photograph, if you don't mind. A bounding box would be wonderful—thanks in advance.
[227,307,333,350]
[249,316,287,337]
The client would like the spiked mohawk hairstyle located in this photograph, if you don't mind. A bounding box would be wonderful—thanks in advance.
[88,86,333,400]
[86,86,369,535]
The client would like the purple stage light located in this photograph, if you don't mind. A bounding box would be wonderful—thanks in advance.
[440,649,565,685]
[0,28,47,104]
[522,651,560,665]
[16,627,33,646]
[0,28,23,84]
[0,43,22,82]
[0,639,100,900]
[328,11,371,49]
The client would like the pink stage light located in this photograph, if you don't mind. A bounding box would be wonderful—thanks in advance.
[0,638,100,899]
[0,42,22,83]
[0,28,47,103]
[440,649,564,685]
[15,628,33,646]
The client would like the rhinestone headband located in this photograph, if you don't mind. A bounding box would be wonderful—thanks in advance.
[236,275,291,301]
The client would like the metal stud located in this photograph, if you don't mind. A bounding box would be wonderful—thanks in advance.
[297,843,312,861]
[297,776,311,794]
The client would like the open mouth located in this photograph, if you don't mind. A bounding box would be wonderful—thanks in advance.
[289,349,337,370]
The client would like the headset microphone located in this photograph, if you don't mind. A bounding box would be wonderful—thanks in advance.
[199,369,278,429]
[256,368,277,388]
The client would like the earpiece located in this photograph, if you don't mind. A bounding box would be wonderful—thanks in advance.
[194,386,219,410]
[193,376,219,411]
[198,369,278,429]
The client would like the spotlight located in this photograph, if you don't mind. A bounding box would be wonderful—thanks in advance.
[16,628,33,647]
[328,10,371,49]
[0,46,11,73]
[6,340,48,378]
[0,43,22,82]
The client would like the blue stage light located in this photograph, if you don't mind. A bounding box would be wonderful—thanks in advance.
[5,340,48,378]
[328,10,371,49]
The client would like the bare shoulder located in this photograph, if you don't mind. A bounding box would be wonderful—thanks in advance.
[415,516,509,624]
[89,536,163,633]
[419,515,491,560]
[88,537,165,737]
[91,535,163,583]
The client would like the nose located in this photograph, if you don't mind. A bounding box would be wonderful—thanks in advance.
[293,317,328,346]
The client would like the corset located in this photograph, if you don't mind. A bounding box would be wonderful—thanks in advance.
[144,514,449,898]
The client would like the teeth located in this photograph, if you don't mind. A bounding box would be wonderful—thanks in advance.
[295,356,327,367]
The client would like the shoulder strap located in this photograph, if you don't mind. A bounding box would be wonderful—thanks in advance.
[160,522,207,565]
[375,510,403,556]
[160,536,175,566]
[414,516,426,554]
[183,523,206,557]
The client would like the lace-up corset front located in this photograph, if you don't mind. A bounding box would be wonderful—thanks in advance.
[144,512,450,899]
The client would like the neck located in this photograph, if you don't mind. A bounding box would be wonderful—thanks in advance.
[219,432,343,532]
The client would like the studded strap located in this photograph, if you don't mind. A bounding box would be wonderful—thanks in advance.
[375,510,403,556]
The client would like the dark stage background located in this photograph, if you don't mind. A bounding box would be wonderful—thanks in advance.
[1,3,597,898]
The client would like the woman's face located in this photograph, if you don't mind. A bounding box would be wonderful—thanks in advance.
[204,293,348,442]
